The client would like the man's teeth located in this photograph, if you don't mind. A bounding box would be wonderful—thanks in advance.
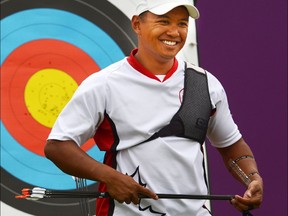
[163,40,176,46]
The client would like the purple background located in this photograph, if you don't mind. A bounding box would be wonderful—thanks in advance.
[196,1,287,215]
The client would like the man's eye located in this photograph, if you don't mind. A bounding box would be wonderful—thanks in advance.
[179,22,188,27]
[159,20,169,24]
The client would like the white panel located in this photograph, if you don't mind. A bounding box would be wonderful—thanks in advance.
[107,0,138,19]
[1,202,34,216]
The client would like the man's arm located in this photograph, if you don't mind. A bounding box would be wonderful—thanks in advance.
[44,140,158,204]
[217,138,263,212]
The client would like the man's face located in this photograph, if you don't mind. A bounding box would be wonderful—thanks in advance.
[134,6,189,62]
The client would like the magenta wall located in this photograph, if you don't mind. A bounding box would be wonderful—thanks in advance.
[196,0,287,215]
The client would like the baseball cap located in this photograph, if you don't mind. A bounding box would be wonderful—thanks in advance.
[135,0,200,19]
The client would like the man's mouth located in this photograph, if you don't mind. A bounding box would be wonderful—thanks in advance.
[162,40,177,46]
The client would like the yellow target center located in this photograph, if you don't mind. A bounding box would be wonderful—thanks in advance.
[25,69,78,128]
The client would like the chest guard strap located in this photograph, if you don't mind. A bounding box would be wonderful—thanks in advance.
[145,63,212,145]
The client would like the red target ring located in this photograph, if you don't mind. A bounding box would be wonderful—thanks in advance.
[1,39,99,156]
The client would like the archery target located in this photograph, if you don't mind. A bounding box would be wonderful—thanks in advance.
[1,0,137,215]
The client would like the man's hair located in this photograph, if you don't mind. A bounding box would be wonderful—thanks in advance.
[138,11,148,20]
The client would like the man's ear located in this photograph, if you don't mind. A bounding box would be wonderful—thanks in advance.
[131,15,141,33]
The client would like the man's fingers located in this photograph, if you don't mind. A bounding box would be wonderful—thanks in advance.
[231,195,261,212]
[131,194,140,205]
[138,186,158,200]
[230,197,248,212]
[124,199,132,204]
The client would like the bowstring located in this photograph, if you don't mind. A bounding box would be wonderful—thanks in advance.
[75,177,91,216]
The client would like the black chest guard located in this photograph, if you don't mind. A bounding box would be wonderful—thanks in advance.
[145,63,212,145]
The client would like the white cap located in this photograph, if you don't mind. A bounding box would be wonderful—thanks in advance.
[135,0,200,19]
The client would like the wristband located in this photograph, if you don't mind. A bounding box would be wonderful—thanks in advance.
[233,155,254,163]
[247,171,259,178]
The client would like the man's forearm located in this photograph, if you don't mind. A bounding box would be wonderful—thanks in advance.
[44,139,115,183]
[217,138,262,186]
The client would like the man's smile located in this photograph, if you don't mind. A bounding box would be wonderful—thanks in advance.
[162,40,177,46]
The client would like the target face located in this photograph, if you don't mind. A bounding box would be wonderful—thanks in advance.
[0,0,137,215]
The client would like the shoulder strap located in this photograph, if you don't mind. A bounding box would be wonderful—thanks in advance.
[144,62,212,144]
[179,63,212,143]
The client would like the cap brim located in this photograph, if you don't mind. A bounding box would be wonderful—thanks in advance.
[149,3,200,19]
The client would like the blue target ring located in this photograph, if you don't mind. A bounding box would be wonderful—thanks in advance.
[1,123,102,189]
[1,8,125,189]
[1,8,124,66]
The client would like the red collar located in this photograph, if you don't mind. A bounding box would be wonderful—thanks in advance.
[127,49,178,82]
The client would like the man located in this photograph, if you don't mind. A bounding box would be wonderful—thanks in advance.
[44,0,263,215]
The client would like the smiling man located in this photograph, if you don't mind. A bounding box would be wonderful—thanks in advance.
[133,6,190,73]
[44,0,263,215]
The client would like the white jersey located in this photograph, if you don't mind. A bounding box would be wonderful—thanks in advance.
[48,49,241,216]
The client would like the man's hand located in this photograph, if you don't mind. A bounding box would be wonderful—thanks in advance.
[105,171,158,205]
[230,178,263,212]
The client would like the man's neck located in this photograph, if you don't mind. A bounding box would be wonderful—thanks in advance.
[134,50,175,75]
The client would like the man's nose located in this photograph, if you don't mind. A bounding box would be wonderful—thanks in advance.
[166,25,180,37]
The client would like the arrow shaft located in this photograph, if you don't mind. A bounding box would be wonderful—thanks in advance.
[18,189,234,200]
